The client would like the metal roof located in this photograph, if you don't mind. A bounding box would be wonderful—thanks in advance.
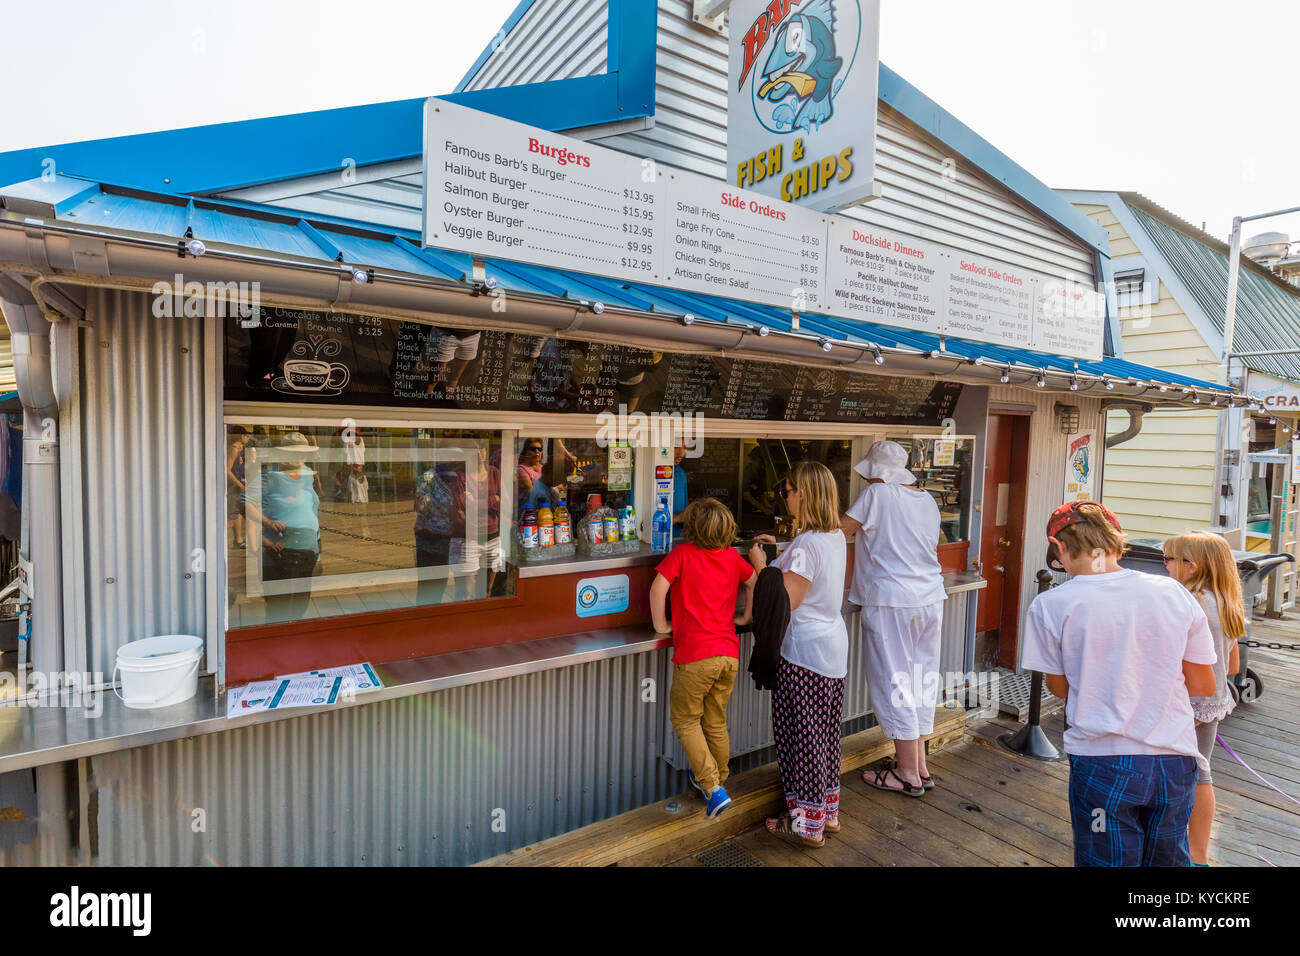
[1122,193,1300,383]
[0,175,1228,398]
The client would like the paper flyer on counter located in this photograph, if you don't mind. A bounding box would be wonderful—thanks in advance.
[226,662,383,718]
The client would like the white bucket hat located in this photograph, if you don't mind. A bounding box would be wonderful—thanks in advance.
[853,439,916,485]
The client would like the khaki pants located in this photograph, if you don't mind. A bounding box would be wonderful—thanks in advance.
[669,656,739,793]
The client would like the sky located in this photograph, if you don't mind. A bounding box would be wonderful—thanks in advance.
[3,0,1297,243]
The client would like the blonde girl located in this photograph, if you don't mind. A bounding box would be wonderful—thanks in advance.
[1162,531,1243,867]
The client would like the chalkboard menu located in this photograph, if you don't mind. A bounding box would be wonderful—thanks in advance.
[225,308,961,426]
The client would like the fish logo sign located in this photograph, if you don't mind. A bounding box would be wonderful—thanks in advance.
[737,0,861,134]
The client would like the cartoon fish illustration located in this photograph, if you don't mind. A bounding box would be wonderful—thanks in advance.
[757,0,843,133]
[1072,445,1090,482]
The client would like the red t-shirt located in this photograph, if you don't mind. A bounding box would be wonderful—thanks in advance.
[656,543,756,664]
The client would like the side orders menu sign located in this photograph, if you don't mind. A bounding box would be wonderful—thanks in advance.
[422,97,1105,360]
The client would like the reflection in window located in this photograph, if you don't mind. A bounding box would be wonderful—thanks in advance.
[227,424,514,628]
[513,437,635,532]
[894,436,974,543]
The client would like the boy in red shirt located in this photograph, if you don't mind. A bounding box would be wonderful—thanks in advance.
[651,498,757,818]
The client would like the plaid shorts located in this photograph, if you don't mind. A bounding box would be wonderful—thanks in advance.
[1067,754,1198,867]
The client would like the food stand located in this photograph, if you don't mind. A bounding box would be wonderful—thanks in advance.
[0,1,1247,865]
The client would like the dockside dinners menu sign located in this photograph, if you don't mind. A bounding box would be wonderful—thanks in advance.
[225,308,962,426]
[422,98,1105,361]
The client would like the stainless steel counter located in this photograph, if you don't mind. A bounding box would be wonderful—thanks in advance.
[0,569,984,773]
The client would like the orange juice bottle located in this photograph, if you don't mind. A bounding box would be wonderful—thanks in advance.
[537,505,555,547]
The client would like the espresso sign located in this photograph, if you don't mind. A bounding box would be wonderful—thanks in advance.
[226,308,962,426]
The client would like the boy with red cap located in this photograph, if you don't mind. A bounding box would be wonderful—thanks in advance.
[1021,501,1218,867]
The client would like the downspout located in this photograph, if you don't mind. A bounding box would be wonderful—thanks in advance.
[0,279,64,675]
[1103,401,1152,448]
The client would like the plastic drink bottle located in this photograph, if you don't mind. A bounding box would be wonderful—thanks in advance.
[651,497,670,554]
[621,505,637,541]
[520,508,539,549]
[538,506,555,547]
[554,500,572,544]
[603,510,621,543]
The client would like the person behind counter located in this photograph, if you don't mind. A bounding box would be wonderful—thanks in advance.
[744,461,848,848]
[650,498,758,819]
[671,445,688,534]
[841,440,946,797]
[1022,502,1217,867]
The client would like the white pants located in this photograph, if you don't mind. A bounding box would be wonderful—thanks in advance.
[861,603,944,741]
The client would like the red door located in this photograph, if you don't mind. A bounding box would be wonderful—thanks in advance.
[977,413,1030,669]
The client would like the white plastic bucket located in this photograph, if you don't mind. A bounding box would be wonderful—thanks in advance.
[114,635,203,710]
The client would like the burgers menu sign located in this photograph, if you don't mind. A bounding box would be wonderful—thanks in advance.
[422,98,1105,361]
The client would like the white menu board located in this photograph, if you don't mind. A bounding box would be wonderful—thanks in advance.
[423,97,1106,361]
[824,219,944,333]
[663,170,828,312]
[424,99,663,285]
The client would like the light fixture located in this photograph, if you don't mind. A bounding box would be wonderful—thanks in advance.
[973,356,986,366]
[352,268,371,285]
[1158,384,1168,392]
[1181,387,1192,395]
[1055,402,1081,434]
[818,337,833,352]
[1036,371,1047,388]
[1192,392,1201,404]
[1210,395,1218,407]
[757,325,771,337]
[1103,377,1115,390]
[484,275,498,290]
[592,301,605,315]
[680,313,695,326]
[999,366,1011,384]
[872,345,884,365]
[1069,374,1079,391]
[1270,416,1278,425]
[186,238,206,257]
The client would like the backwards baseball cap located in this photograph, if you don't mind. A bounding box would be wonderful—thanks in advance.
[1045,500,1123,571]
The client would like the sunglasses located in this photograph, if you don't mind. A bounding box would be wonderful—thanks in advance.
[1162,555,1178,564]
[523,444,543,453]
[779,485,798,499]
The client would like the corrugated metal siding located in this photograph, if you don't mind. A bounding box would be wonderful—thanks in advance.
[664,595,971,769]
[461,0,609,91]
[78,289,208,675]
[988,387,1104,664]
[4,648,688,867]
[225,0,1098,284]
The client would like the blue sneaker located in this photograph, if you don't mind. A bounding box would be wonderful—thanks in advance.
[687,770,708,799]
[706,785,732,819]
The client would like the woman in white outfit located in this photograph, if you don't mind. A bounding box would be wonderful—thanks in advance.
[841,440,946,796]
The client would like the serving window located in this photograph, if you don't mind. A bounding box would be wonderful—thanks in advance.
[226,422,516,628]
[892,435,976,544]
[675,436,857,537]
[513,435,637,530]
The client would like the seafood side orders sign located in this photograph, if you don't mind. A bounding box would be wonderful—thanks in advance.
[728,0,880,212]
[422,97,1105,360]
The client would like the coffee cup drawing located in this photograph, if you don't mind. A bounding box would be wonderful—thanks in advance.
[284,359,350,392]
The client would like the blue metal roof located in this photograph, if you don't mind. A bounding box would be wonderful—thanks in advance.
[5,177,1224,394]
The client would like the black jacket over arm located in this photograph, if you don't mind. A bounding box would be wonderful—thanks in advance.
[747,565,790,691]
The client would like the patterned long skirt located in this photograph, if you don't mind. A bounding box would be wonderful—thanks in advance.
[772,657,846,840]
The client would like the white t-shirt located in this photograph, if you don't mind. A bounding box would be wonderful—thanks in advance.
[844,482,946,607]
[773,530,849,679]
[1021,568,1217,769]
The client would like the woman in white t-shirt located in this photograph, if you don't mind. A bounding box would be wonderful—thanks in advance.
[841,440,947,797]
[747,460,848,848]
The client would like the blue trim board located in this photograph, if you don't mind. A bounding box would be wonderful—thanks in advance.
[454,0,541,92]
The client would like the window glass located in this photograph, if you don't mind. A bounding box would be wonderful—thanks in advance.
[893,436,975,543]
[512,436,635,531]
[674,437,854,538]
[226,423,513,628]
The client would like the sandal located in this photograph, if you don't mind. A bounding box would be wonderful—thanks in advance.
[884,757,935,791]
[863,766,925,798]
[824,817,840,834]
[765,814,825,848]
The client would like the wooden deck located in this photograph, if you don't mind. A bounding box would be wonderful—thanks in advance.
[668,624,1300,868]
